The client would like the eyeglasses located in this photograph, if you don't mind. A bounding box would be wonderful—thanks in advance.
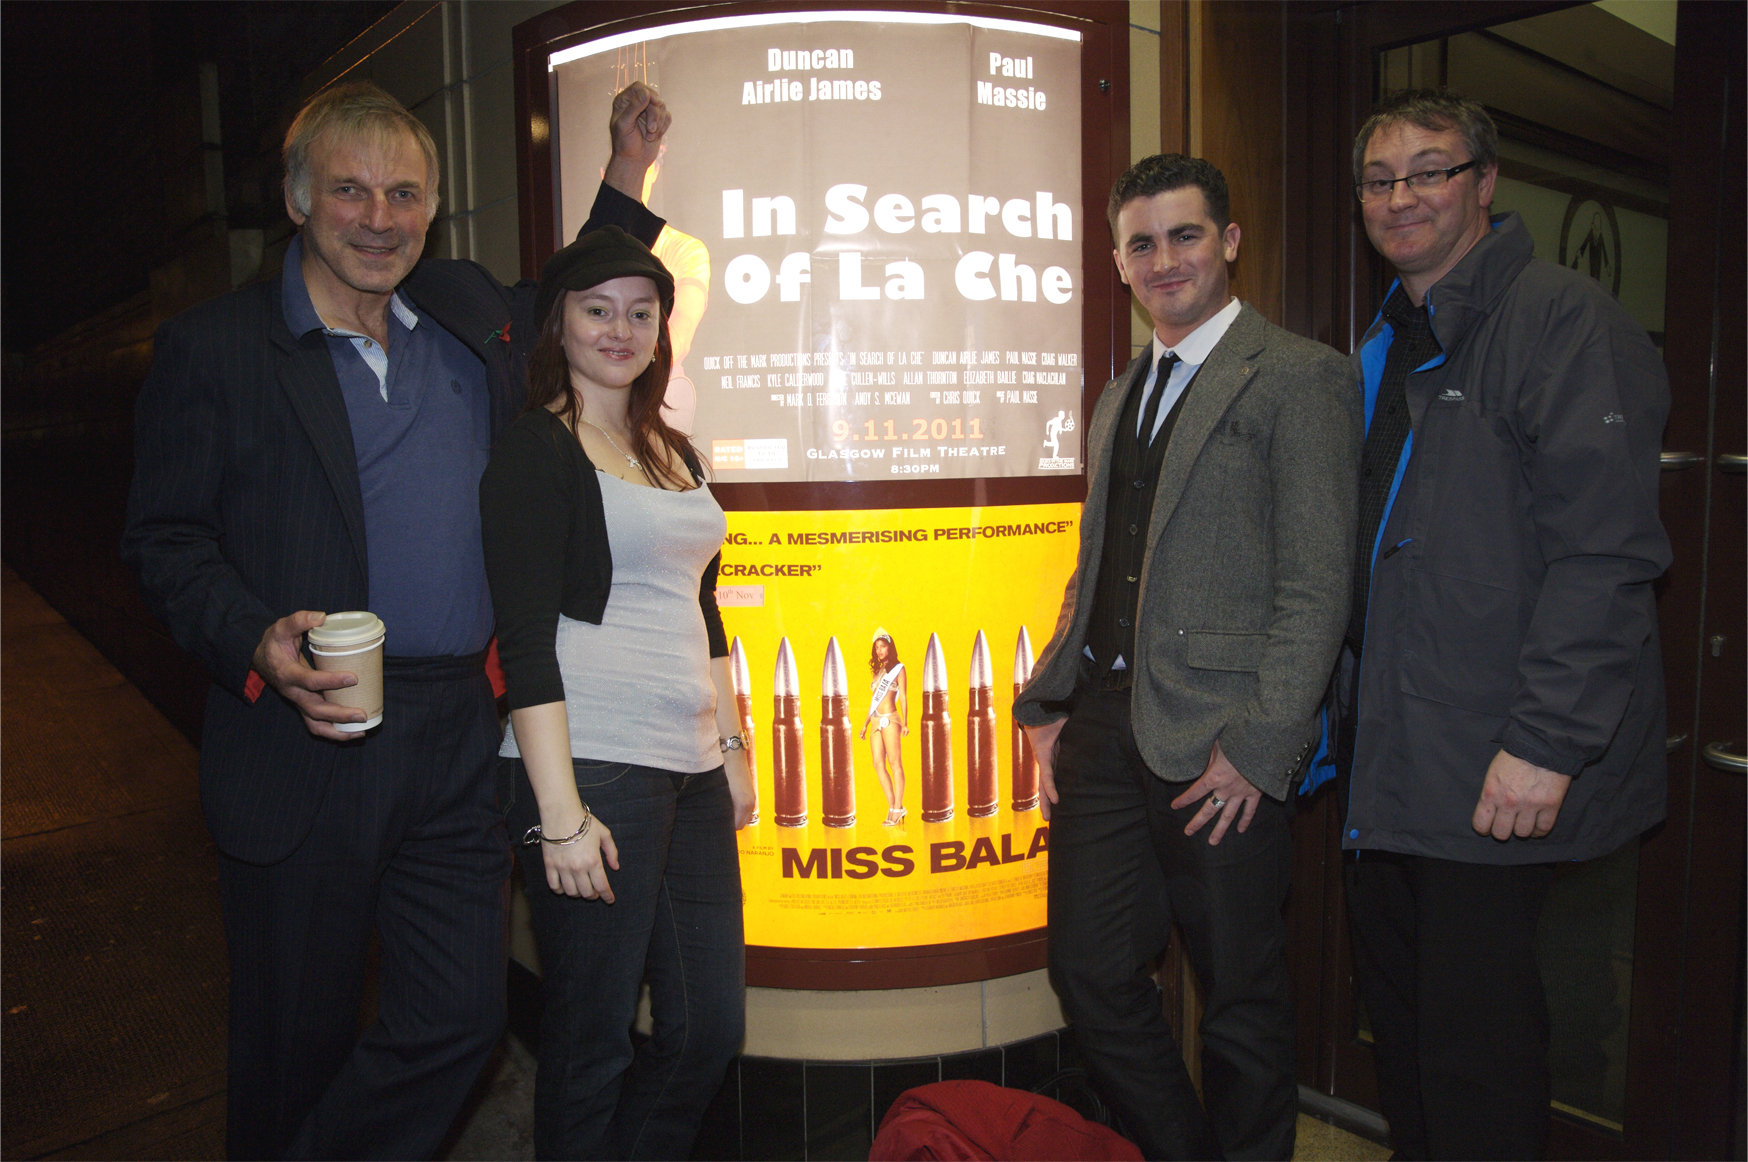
[1354,160,1478,202]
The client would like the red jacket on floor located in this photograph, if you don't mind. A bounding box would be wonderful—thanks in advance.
[870,1080,1143,1161]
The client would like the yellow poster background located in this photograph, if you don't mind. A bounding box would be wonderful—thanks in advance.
[719,501,1079,949]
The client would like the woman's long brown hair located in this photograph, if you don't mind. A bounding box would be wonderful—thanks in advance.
[524,288,697,489]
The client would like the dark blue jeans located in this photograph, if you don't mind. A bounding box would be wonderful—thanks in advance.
[508,757,745,1160]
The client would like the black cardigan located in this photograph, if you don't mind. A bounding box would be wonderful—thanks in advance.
[479,407,727,711]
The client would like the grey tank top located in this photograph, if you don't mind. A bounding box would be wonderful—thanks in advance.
[502,470,726,773]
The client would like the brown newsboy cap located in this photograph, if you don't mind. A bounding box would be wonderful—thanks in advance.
[534,225,675,329]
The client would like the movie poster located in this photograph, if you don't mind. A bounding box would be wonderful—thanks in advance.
[548,11,1086,952]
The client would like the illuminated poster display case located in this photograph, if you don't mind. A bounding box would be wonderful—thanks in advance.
[513,0,1128,987]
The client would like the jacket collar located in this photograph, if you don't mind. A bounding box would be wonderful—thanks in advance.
[1422,211,1534,353]
[1147,302,1271,536]
[266,278,371,585]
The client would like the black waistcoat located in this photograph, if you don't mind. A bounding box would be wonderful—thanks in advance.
[1087,361,1195,675]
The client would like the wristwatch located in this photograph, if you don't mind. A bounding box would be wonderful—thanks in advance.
[720,733,747,753]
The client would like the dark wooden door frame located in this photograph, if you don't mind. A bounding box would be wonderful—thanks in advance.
[1652,4,1747,1157]
[1282,3,1746,1158]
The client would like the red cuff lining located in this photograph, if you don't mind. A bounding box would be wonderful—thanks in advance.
[485,637,507,700]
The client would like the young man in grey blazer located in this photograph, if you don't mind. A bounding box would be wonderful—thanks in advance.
[1014,155,1360,1159]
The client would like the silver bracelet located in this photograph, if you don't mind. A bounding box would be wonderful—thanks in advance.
[720,733,747,753]
[521,804,592,847]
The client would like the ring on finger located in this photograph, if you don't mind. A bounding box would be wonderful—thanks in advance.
[1209,796,1226,810]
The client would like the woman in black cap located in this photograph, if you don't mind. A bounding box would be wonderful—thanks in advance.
[480,225,753,1160]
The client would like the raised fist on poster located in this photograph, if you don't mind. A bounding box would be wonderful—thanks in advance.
[609,81,669,171]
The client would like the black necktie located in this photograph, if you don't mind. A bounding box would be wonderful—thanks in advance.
[1137,351,1180,446]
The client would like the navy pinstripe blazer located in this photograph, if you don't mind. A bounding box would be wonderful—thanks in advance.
[122,187,662,865]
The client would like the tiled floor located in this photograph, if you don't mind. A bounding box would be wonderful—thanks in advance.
[0,566,1391,1160]
[1293,1114,1392,1162]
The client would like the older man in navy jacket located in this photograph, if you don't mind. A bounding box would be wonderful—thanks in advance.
[123,81,669,1159]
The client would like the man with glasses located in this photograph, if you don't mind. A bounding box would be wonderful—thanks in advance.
[1338,89,1669,1159]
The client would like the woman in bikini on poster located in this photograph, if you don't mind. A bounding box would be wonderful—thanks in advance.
[858,629,908,825]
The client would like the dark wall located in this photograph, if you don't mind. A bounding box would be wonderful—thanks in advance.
[1,2,395,742]
[3,301,211,741]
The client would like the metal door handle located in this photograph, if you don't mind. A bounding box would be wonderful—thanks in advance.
[1702,741,1747,773]
[1719,453,1746,474]
[1661,451,1705,470]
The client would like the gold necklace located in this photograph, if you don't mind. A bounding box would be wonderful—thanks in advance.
[579,416,641,471]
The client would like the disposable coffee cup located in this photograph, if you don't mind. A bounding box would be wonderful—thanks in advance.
[307,611,386,732]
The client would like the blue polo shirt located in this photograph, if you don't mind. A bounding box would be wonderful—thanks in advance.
[281,236,494,657]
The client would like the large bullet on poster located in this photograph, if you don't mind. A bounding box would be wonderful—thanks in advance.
[920,633,955,823]
[1011,626,1040,812]
[820,637,856,828]
[772,638,807,827]
[729,637,759,824]
[966,630,998,818]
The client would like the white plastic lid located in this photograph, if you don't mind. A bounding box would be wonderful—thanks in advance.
[306,610,386,649]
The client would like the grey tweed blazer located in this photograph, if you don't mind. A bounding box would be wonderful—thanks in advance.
[1015,303,1361,800]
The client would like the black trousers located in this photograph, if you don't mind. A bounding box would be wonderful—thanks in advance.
[217,656,511,1160]
[1047,689,1296,1161]
[1344,851,1555,1160]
